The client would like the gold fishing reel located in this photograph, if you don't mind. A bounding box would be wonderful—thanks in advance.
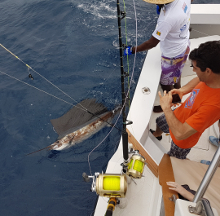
[126,150,146,179]
[83,172,127,198]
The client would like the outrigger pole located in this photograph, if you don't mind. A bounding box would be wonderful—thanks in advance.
[116,0,129,168]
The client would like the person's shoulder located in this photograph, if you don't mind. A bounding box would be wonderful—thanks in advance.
[156,19,173,31]
[164,13,180,26]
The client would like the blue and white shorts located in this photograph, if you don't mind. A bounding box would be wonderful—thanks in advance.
[156,113,191,159]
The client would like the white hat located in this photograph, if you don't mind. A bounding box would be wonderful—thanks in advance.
[143,0,174,4]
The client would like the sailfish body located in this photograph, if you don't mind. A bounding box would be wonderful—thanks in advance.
[46,99,120,151]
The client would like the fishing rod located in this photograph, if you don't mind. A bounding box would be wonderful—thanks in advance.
[83,1,147,215]
[117,0,130,170]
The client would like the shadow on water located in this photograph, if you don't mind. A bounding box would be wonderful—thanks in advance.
[48,150,60,159]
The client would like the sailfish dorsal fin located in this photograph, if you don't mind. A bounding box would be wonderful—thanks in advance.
[50,98,108,136]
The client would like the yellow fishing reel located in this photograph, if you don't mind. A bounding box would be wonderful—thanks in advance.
[126,150,145,179]
[96,174,127,198]
[83,172,127,198]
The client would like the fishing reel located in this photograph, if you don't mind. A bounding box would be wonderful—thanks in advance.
[82,172,127,198]
[126,150,146,179]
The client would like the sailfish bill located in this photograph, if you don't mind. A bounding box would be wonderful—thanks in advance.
[27,99,121,155]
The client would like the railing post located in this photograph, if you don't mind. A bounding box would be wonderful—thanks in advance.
[193,146,220,203]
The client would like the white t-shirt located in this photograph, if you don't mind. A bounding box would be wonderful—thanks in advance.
[152,0,191,58]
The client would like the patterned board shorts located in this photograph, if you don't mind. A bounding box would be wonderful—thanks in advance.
[156,113,191,159]
[160,45,190,85]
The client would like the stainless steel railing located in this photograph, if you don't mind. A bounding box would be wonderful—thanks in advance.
[193,146,220,203]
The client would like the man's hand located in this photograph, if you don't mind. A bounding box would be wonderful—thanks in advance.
[124,46,133,56]
[159,90,197,140]
[158,90,173,112]
[166,182,194,201]
[170,89,184,101]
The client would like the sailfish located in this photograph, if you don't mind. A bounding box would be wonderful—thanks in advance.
[27,99,121,155]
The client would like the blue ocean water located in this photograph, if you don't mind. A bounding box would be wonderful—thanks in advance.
[0,0,218,215]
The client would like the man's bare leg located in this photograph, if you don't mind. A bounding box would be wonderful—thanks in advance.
[152,125,163,138]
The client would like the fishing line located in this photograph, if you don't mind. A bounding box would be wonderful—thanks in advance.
[0,70,89,111]
[0,70,73,106]
[0,44,125,132]
[88,0,139,175]
[0,69,123,133]
[0,43,96,113]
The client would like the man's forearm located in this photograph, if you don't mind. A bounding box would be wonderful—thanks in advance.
[159,91,197,140]
[180,77,200,95]
[163,108,196,140]
[183,190,194,201]
[133,36,160,53]
[134,41,155,52]
[163,109,184,140]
